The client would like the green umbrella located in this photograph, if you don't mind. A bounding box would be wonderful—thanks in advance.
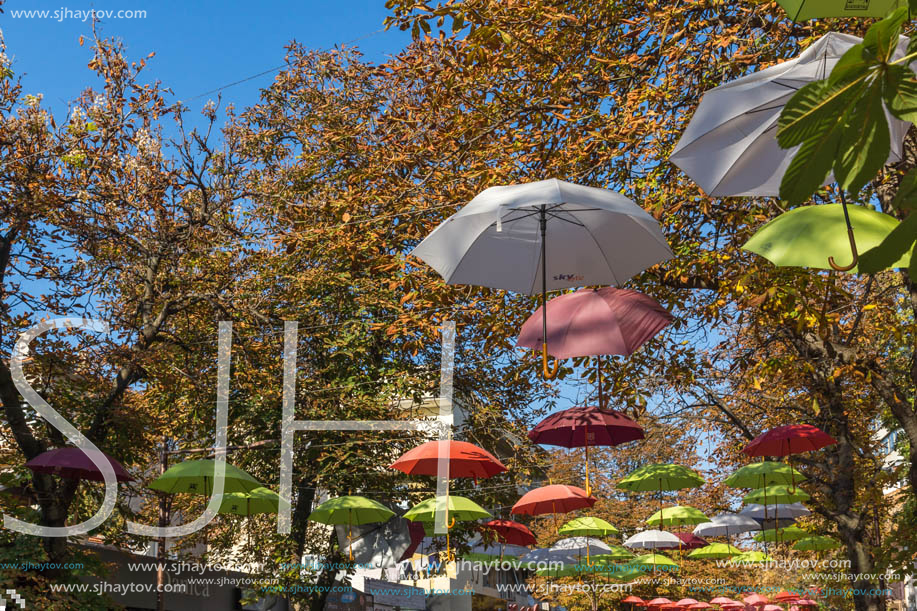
[537,564,581,578]
[794,535,842,551]
[558,516,619,537]
[645,505,711,528]
[218,486,279,516]
[776,0,906,21]
[403,495,492,523]
[617,464,705,492]
[592,546,635,562]
[149,459,262,495]
[724,462,806,489]
[743,204,910,272]
[686,543,744,560]
[309,495,395,561]
[754,525,810,543]
[628,552,678,571]
[598,564,645,582]
[743,485,810,505]
[464,551,519,564]
[733,550,773,564]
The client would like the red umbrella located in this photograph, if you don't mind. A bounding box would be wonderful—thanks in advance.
[390,440,507,481]
[26,447,133,483]
[676,599,699,608]
[743,425,836,457]
[649,599,674,606]
[624,596,647,606]
[673,531,708,550]
[743,593,769,606]
[774,591,798,602]
[528,404,644,494]
[689,604,713,610]
[398,521,427,561]
[511,485,596,530]
[710,597,734,606]
[660,605,681,611]
[481,519,537,546]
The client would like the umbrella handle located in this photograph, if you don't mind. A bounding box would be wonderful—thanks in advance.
[542,343,560,379]
[448,516,456,529]
[828,227,858,272]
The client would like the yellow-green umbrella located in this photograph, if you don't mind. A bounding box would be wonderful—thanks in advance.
[149,459,262,495]
[646,505,710,528]
[687,543,744,560]
[309,496,395,560]
[743,484,810,505]
[794,535,841,551]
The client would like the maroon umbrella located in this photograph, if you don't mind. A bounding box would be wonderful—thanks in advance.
[26,447,133,483]
[528,404,644,494]
[482,519,537,546]
[398,521,427,561]
[743,424,837,457]
[673,532,708,550]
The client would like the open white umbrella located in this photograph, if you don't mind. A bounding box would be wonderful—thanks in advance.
[411,178,672,377]
[692,513,761,538]
[623,529,681,550]
[740,503,810,520]
[670,31,912,270]
[519,547,579,566]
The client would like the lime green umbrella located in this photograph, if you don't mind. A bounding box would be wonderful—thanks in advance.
[149,459,262,495]
[218,486,279,516]
[646,505,710,528]
[686,543,744,560]
[743,204,910,272]
[592,546,635,562]
[754,525,810,543]
[725,462,806,489]
[744,485,810,505]
[776,0,905,21]
[629,552,678,571]
[558,516,619,537]
[537,564,581,578]
[617,464,705,492]
[599,564,645,582]
[309,495,395,560]
[733,550,773,564]
[403,495,492,523]
[794,535,842,551]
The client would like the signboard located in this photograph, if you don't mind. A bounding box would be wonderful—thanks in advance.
[325,590,373,610]
[363,578,425,610]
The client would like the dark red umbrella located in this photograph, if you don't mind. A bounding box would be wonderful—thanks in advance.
[673,531,708,550]
[26,447,133,483]
[510,484,596,528]
[743,424,836,457]
[398,521,427,561]
[528,405,644,494]
[390,440,507,482]
[482,519,537,546]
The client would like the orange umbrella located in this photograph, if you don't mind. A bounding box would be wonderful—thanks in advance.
[390,440,506,482]
[511,484,596,515]
[775,591,798,602]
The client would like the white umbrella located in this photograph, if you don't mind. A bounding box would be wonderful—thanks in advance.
[670,32,913,270]
[693,513,761,541]
[411,178,672,377]
[740,502,810,520]
[550,537,613,564]
[623,529,681,550]
[519,547,579,566]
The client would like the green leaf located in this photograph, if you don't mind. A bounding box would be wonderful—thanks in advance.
[890,168,917,211]
[862,7,908,64]
[859,212,917,272]
[884,64,917,124]
[777,79,865,149]
[834,86,891,194]
[779,124,841,205]
[452,13,465,33]
[909,240,917,277]
[829,44,879,88]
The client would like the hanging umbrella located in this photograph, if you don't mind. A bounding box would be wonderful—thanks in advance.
[646,505,711,528]
[511,484,596,521]
[725,462,806,489]
[743,204,911,272]
[775,591,799,602]
[676,600,700,608]
[519,547,579,566]
[218,486,279,516]
[463,543,528,564]
[754,525,810,543]
[733,550,774,564]
[775,0,906,20]
[710,597,735,606]
[334,516,422,567]
[686,543,744,560]
[624,529,682,550]
[390,440,507,481]
[558,516,619,537]
[624,596,647,607]
[795,599,818,607]
[630,552,678,570]
[741,503,810,520]
[670,32,912,270]
[744,425,837,457]
[673,532,708,550]
[149,459,261,495]
[617,464,705,491]
[592,546,636,562]
[720,603,745,609]
[529,404,644,494]
[309,496,395,560]
[743,484,810,505]
[404,495,491,523]
[411,178,672,378]
[649,599,674,607]
[688,604,713,610]
[536,563,582,578]
[481,519,537,546]
[744,594,770,606]
[693,513,761,538]
[551,536,613,560]
[762,606,783,611]
[26,447,134,483]
[794,535,842,551]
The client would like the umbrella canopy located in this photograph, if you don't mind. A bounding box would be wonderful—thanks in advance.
[624,529,682,550]
[519,547,578,566]
[558,516,619,537]
[309,496,395,526]
[511,484,596,516]
[720,604,745,609]
[536,563,582,578]
[404,495,491,523]
[631,553,678,569]
[794,535,842,551]
[741,503,810,520]
[688,604,712,610]
[26,447,134,483]
[762,606,783,611]
[743,484,810,505]
[686,543,744,560]
[725,462,806,489]
[754,525,810,543]
[693,513,761,537]
[776,0,906,19]
[795,599,818,607]
[482,519,537,546]
[673,532,708,550]
[551,536,613,558]
[463,543,529,564]
[528,405,644,447]
[775,591,799,602]
[646,505,711,528]
[592,546,635,562]
[671,32,910,198]
[649,599,674,606]
[390,440,507,481]
[744,594,770,606]
[676,600,699,608]
[149,459,261,495]
[617,464,705,492]
[743,204,910,272]
[710,597,735,605]
[218,486,279,516]
[517,287,673,359]
[733,551,774,564]
[334,516,421,567]
[744,424,837,457]
[624,596,647,605]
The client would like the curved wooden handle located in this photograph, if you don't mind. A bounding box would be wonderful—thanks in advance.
[542,343,560,379]
[448,516,456,529]
[829,227,859,272]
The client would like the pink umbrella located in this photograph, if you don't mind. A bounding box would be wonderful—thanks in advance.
[743,594,769,606]
[794,600,818,608]
[762,606,783,611]
[26,447,133,482]
[710,598,734,607]
[676,600,699,608]
[689,604,713,610]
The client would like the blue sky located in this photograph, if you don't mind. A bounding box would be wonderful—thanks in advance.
[3,0,411,118]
